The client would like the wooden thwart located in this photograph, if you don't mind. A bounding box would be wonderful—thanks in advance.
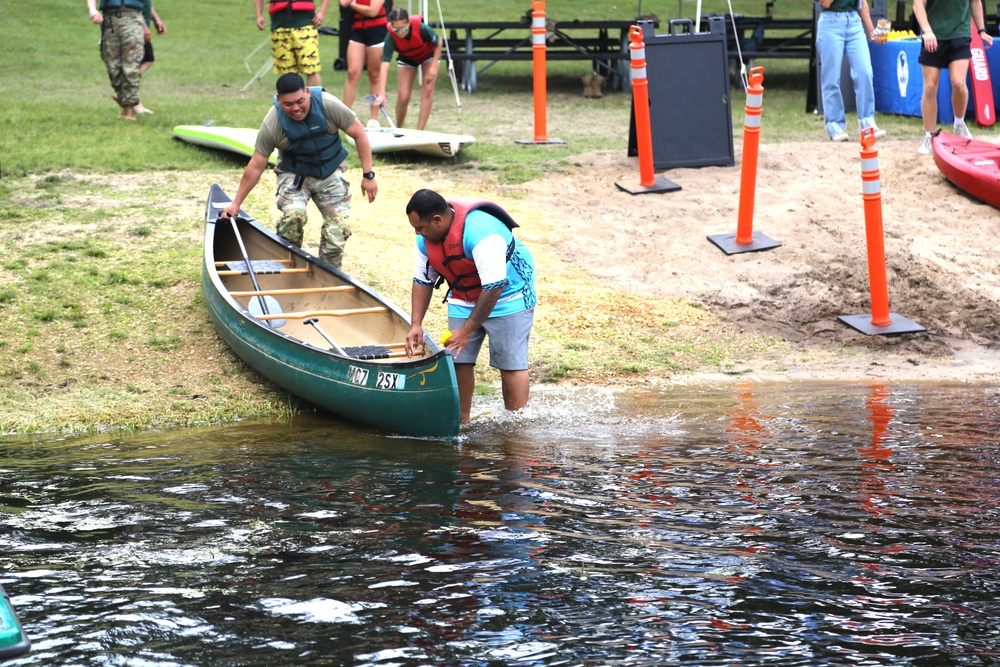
[230,285,358,298]
[257,307,389,321]
[215,259,294,266]
[217,267,310,277]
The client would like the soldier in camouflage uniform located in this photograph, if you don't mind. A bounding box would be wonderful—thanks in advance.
[87,0,147,120]
[222,74,378,270]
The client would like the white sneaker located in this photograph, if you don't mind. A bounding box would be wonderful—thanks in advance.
[872,127,887,139]
[917,135,933,155]
[954,120,973,138]
[831,131,850,142]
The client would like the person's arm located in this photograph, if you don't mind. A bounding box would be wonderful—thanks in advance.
[151,6,165,34]
[406,282,434,356]
[88,0,103,24]
[312,0,329,26]
[222,151,270,219]
[255,0,267,31]
[972,0,994,47]
[342,118,378,202]
[913,0,937,52]
[341,0,383,18]
[857,1,875,39]
[442,286,502,359]
[374,60,392,106]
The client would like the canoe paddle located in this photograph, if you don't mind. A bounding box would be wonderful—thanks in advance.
[303,317,346,356]
[224,215,286,328]
[364,94,397,129]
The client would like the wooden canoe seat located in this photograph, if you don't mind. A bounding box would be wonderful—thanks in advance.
[216,259,309,276]
[343,345,420,360]
[256,306,389,321]
[229,285,358,298]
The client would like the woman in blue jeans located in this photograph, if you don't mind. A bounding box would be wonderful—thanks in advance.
[816,0,887,141]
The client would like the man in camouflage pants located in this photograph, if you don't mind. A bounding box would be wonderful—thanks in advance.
[87,0,147,120]
[222,73,377,270]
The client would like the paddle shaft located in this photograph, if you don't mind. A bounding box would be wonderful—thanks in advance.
[227,216,271,317]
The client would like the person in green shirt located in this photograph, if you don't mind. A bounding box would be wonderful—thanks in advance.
[372,8,443,130]
[913,0,993,154]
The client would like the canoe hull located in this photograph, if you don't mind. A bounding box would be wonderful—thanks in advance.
[932,130,1000,209]
[0,584,30,660]
[203,184,460,438]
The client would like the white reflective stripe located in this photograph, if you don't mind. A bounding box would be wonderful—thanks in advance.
[631,67,646,79]
[532,17,545,28]
[630,46,646,61]
[744,115,761,128]
[746,93,763,107]
[533,33,546,44]
[863,180,881,194]
[861,157,879,172]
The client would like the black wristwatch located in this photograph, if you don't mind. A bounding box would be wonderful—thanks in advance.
[979,28,989,35]
[362,170,375,179]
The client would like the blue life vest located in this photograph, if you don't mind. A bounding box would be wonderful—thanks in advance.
[99,0,144,10]
[273,87,350,179]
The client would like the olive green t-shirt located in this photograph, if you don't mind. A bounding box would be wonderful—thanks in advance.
[823,0,859,13]
[923,0,972,40]
[255,91,358,169]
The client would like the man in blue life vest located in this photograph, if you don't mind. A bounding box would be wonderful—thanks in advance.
[373,7,443,130]
[404,189,537,423]
[221,73,377,269]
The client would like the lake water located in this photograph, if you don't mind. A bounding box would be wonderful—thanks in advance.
[2,382,999,666]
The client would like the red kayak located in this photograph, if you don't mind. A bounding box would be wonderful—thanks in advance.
[931,130,1000,210]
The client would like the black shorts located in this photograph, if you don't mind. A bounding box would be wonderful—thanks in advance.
[919,37,972,68]
[349,24,387,47]
[142,40,154,64]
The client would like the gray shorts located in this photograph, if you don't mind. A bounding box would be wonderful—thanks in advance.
[449,307,534,370]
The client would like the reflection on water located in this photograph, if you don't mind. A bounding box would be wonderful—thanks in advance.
[2,382,1000,666]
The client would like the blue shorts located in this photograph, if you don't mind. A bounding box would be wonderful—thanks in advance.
[449,308,534,371]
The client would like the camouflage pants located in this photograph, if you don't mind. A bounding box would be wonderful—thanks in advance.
[274,169,352,269]
[100,9,144,107]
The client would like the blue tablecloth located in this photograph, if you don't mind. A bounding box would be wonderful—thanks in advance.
[869,38,1000,123]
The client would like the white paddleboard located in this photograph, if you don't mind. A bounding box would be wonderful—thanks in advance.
[347,120,476,158]
[172,124,278,165]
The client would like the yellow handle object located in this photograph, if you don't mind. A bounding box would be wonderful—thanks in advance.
[439,331,452,345]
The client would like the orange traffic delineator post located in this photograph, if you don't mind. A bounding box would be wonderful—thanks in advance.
[707,66,781,254]
[615,25,680,195]
[838,128,925,336]
[515,0,565,146]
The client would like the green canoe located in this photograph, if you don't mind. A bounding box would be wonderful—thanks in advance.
[0,584,30,660]
[203,184,460,439]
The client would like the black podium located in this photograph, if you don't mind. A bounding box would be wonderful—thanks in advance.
[628,17,734,169]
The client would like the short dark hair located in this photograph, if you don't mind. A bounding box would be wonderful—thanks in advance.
[406,189,448,219]
[276,73,306,96]
[388,7,409,21]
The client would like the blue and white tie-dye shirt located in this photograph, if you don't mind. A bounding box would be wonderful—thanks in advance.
[414,209,536,319]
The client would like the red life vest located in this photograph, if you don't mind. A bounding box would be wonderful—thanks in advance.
[268,0,314,14]
[389,15,435,63]
[424,199,519,302]
[351,0,388,30]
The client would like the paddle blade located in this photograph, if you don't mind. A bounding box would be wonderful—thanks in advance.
[248,296,286,328]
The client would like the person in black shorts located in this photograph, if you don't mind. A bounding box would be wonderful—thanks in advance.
[373,8,442,130]
[913,0,992,154]
[340,0,388,122]
[135,0,164,114]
